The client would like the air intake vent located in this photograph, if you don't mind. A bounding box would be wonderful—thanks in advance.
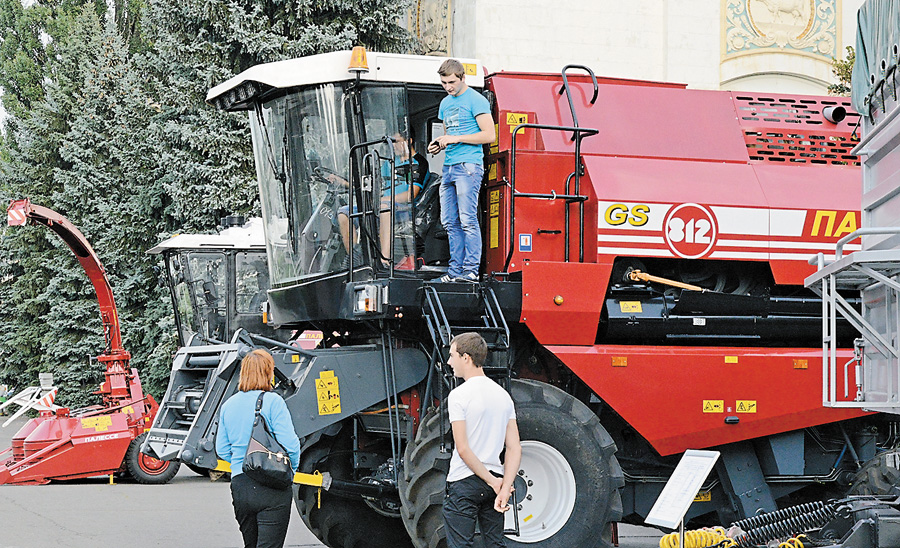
[734,95,859,166]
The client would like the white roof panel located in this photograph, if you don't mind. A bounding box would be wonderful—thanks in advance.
[147,218,266,254]
[207,51,484,107]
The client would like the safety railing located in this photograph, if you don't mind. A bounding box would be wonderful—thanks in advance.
[346,136,400,279]
[502,123,598,272]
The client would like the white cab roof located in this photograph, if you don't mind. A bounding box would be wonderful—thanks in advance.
[147,218,266,254]
[207,50,484,107]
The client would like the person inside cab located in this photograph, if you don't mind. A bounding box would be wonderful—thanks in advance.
[333,131,428,268]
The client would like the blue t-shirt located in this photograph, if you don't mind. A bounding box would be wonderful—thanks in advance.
[215,389,301,477]
[438,87,491,166]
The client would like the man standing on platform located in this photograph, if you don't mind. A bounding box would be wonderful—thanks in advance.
[429,59,496,283]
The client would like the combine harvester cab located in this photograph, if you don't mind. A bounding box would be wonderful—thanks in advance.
[147,215,293,347]
[151,46,900,548]
[0,200,178,485]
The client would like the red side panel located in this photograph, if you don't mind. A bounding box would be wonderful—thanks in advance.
[489,74,750,162]
[520,261,611,345]
[549,344,868,455]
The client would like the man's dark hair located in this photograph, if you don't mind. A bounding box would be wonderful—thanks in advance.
[451,332,488,367]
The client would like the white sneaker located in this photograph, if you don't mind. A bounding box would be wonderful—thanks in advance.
[455,272,479,283]
[436,274,455,283]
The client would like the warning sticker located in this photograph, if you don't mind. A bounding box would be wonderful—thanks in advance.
[693,491,712,502]
[736,400,757,413]
[619,301,642,313]
[463,63,477,76]
[507,113,528,133]
[490,217,499,248]
[315,371,341,415]
[703,400,724,413]
[81,416,113,432]
[489,190,501,249]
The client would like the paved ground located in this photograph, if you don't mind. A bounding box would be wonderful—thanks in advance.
[0,414,663,548]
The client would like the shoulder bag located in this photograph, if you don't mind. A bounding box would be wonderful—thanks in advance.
[243,391,294,489]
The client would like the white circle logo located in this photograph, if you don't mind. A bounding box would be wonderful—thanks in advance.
[663,203,718,259]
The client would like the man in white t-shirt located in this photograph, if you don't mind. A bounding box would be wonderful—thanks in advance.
[443,332,521,548]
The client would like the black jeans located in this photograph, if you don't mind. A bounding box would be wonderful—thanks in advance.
[443,474,506,548]
[230,472,292,548]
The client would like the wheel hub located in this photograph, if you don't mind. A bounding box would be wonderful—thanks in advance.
[504,440,577,543]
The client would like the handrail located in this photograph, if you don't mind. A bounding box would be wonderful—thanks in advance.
[346,136,393,278]
[835,228,900,259]
[503,123,599,273]
[558,65,598,141]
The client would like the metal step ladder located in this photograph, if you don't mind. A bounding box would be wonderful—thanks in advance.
[423,284,511,387]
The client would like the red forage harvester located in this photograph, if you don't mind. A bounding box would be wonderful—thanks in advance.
[0,199,179,484]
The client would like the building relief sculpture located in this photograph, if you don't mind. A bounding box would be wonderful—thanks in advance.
[416,0,451,56]
[724,0,837,59]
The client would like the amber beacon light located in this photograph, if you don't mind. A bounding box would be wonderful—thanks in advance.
[348,46,369,74]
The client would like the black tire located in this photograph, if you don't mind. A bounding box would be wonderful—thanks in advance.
[185,463,212,477]
[125,433,181,484]
[848,449,900,496]
[293,425,414,548]
[399,379,624,548]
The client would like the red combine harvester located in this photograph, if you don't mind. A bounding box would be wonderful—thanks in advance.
[144,50,881,548]
[0,199,178,485]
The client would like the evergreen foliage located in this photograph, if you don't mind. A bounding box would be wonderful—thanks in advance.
[829,46,855,96]
[0,0,414,407]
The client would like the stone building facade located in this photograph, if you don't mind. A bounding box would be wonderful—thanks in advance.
[410,0,863,93]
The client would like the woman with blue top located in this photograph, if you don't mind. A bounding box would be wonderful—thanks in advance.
[216,349,301,548]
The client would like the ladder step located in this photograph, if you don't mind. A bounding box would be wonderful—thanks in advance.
[447,326,504,334]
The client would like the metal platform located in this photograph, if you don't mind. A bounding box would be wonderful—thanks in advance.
[806,248,900,414]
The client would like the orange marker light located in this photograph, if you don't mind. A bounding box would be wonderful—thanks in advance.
[348,46,369,73]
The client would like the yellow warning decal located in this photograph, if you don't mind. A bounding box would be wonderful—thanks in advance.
[463,63,477,76]
[316,370,341,415]
[725,356,739,364]
[292,354,300,363]
[736,400,757,413]
[490,124,499,154]
[490,217,499,249]
[703,400,724,413]
[488,162,497,182]
[81,415,113,432]
[619,301,642,313]
[489,190,501,249]
[121,406,134,415]
[694,491,711,502]
[507,113,528,133]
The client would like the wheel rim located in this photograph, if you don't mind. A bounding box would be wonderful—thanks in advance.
[505,440,576,543]
[138,452,170,475]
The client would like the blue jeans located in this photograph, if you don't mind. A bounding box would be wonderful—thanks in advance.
[440,163,484,278]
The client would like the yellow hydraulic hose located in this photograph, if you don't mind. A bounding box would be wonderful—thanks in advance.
[658,527,736,548]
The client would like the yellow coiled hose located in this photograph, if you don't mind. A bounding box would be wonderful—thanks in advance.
[778,535,807,548]
[659,527,736,548]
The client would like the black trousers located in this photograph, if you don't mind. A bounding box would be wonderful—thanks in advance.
[230,472,292,548]
[443,474,506,548]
